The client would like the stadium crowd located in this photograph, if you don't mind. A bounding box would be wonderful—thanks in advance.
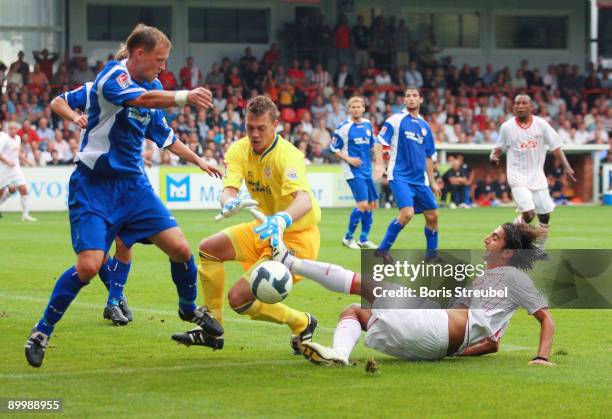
[0,14,610,204]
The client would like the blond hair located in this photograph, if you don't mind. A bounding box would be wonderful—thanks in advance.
[125,24,171,55]
[114,43,128,60]
[347,96,365,107]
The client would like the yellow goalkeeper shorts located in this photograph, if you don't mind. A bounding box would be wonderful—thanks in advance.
[221,220,320,282]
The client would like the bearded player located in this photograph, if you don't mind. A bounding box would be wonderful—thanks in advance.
[272,222,556,367]
[172,96,320,353]
[490,94,575,250]
[374,87,441,261]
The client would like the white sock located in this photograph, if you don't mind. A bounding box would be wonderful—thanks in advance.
[293,259,355,294]
[513,214,525,225]
[332,317,362,359]
[20,194,29,217]
[538,222,550,249]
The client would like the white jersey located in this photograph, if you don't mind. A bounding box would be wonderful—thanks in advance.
[0,132,22,171]
[457,266,548,347]
[496,116,562,190]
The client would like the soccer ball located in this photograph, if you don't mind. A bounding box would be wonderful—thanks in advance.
[249,260,293,304]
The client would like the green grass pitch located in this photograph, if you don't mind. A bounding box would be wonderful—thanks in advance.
[1,206,611,418]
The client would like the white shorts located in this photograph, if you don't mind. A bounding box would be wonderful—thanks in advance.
[0,168,26,189]
[364,309,449,361]
[511,186,555,214]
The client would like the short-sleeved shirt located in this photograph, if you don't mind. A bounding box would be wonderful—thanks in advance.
[496,115,562,190]
[78,60,175,177]
[60,79,176,166]
[377,111,435,184]
[0,132,21,170]
[456,266,548,345]
[331,118,375,180]
[223,135,321,232]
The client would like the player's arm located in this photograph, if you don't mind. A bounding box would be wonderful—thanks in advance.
[426,157,441,197]
[459,337,500,357]
[50,95,87,129]
[424,126,441,196]
[167,138,222,178]
[551,147,576,182]
[528,308,556,367]
[125,87,212,110]
[373,143,385,179]
[285,190,312,222]
[490,126,507,164]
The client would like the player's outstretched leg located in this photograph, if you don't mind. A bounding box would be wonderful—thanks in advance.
[25,250,103,367]
[302,304,369,366]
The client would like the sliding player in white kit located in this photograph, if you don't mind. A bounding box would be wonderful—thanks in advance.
[490,94,574,249]
[268,218,556,367]
[0,122,37,221]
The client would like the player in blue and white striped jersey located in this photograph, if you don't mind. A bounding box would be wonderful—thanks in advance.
[331,96,378,249]
[25,25,224,368]
[52,71,176,326]
[374,87,441,261]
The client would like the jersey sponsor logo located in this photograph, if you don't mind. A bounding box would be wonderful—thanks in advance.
[404,130,424,144]
[116,73,130,89]
[352,137,369,145]
[127,108,152,125]
[286,168,298,180]
[166,174,190,202]
[519,140,538,150]
[246,179,271,195]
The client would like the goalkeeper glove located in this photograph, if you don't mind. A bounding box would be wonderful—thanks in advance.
[215,198,259,222]
[253,211,292,248]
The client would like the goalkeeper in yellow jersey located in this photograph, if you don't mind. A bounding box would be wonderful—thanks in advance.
[172,96,321,353]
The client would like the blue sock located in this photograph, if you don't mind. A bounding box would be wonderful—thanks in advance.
[106,258,131,306]
[359,210,373,243]
[98,256,113,291]
[378,218,405,252]
[36,266,88,336]
[424,227,439,259]
[345,208,364,240]
[171,256,197,313]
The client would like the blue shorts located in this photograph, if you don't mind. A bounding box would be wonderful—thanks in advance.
[389,180,437,214]
[68,168,178,254]
[347,178,379,203]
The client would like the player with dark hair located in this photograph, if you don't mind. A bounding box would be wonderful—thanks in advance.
[25,24,224,367]
[490,94,575,250]
[374,86,441,261]
[272,222,556,367]
[172,95,320,354]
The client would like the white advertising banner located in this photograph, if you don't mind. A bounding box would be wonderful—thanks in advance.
[1,166,160,212]
[1,166,355,212]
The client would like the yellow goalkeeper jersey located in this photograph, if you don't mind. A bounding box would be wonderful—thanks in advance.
[223,134,321,232]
